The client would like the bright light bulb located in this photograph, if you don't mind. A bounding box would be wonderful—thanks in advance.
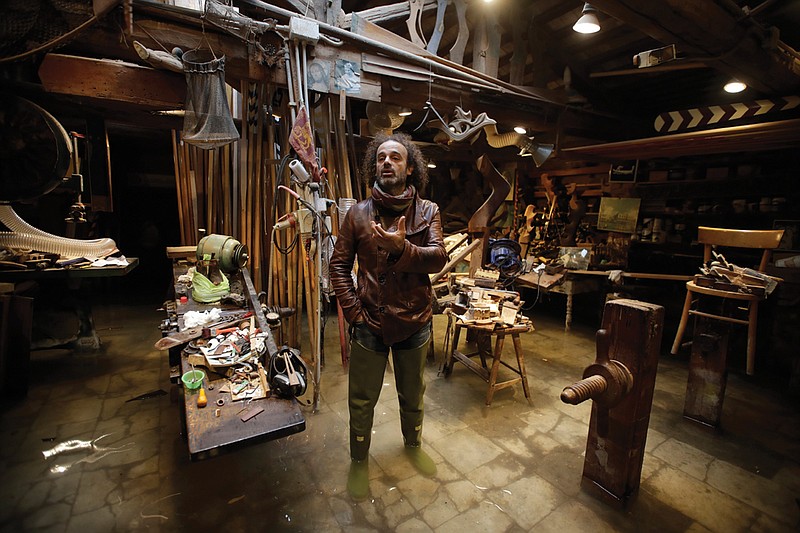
[573,3,600,34]
[427,162,437,169]
[573,14,600,33]
[724,80,746,93]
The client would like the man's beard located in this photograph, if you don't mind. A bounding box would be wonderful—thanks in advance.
[376,171,405,193]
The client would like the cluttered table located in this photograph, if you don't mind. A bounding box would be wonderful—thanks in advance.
[516,268,693,332]
[0,257,140,353]
[162,263,305,460]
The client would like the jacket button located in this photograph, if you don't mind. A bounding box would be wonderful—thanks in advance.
[378,275,386,284]
[379,306,385,313]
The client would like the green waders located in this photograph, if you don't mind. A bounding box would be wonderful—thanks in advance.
[348,323,430,461]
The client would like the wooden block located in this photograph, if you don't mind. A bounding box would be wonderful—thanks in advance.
[166,245,197,259]
[240,406,264,422]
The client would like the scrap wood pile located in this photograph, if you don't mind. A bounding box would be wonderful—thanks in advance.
[696,250,781,297]
[447,278,532,329]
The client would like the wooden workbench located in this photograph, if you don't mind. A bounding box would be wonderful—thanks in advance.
[170,265,305,460]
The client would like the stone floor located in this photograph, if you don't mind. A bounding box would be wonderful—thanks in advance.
[0,288,798,532]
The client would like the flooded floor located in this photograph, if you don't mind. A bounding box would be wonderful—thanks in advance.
[1,289,798,532]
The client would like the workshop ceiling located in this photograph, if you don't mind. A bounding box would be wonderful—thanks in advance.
[2,0,799,160]
[329,0,800,118]
[283,0,800,157]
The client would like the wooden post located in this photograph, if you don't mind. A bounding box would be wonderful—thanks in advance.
[683,317,731,428]
[577,299,664,508]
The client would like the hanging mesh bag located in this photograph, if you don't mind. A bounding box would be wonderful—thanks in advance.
[181,49,239,149]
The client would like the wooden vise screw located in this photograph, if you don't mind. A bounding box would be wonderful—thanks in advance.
[561,329,633,409]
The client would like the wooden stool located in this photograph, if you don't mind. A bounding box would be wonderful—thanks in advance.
[443,321,532,405]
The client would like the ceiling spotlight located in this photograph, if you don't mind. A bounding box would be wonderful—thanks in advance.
[573,3,600,34]
[724,79,746,93]
[398,107,413,117]
[427,162,437,169]
[513,126,527,135]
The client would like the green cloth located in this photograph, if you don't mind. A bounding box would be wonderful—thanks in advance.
[191,270,229,303]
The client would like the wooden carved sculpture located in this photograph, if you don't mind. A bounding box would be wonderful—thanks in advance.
[468,155,511,272]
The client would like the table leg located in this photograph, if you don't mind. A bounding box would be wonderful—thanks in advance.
[444,323,462,376]
[512,333,531,401]
[486,333,507,405]
[565,293,574,332]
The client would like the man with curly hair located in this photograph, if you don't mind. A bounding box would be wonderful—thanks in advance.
[330,132,448,500]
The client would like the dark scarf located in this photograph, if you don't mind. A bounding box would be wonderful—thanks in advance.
[371,182,415,213]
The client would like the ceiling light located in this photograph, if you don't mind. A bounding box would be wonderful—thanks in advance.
[724,79,746,93]
[398,107,413,116]
[513,126,527,135]
[573,3,600,34]
[427,162,437,169]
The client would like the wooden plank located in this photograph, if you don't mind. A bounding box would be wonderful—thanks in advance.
[562,118,800,160]
[39,54,185,108]
[350,13,432,58]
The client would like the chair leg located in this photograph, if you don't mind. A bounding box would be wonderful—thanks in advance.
[671,290,693,355]
[746,302,759,375]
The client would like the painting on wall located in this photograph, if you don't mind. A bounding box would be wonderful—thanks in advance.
[334,59,361,94]
[597,197,641,233]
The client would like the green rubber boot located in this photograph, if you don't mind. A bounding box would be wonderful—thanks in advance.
[404,446,437,477]
[347,459,370,501]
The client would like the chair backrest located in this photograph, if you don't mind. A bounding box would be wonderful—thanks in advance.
[697,226,785,271]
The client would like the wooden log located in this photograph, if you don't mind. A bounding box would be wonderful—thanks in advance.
[683,317,731,429]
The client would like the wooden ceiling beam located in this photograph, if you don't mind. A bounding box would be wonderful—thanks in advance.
[562,118,800,160]
[38,53,186,109]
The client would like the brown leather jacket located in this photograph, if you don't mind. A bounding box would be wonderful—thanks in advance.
[330,194,447,345]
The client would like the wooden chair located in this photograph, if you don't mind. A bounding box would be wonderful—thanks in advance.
[670,226,784,375]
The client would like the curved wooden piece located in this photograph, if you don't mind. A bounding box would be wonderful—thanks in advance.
[406,0,427,48]
[469,155,510,233]
[426,0,449,54]
[449,0,469,64]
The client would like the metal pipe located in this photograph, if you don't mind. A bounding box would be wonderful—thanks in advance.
[302,42,310,111]
[283,40,297,122]
[293,41,304,107]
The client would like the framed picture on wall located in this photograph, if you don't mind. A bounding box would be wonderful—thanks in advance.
[609,160,639,183]
[597,197,641,233]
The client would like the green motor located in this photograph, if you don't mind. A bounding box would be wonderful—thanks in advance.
[196,234,249,273]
